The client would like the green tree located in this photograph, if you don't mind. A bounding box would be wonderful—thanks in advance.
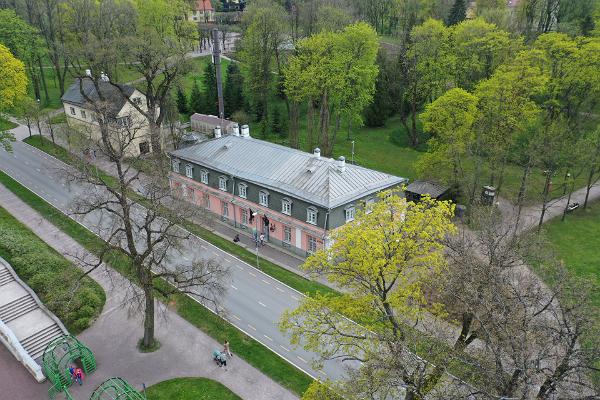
[280,192,456,399]
[451,18,514,91]
[446,0,466,25]
[400,18,453,148]
[189,81,204,114]
[364,49,395,127]
[202,61,218,115]
[417,88,479,194]
[223,62,244,117]
[238,0,288,121]
[176,87,188,115]
[0,43,27,151]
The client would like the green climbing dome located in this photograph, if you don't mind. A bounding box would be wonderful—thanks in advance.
[42,334,96,399]
[90,377,146,400]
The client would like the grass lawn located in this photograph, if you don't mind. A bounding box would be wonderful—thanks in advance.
[0,155,313,396]
[49,112,67,125]
[146,377,241,400]
[0,116,18,131]
[0,206,105,334]
[543,201,600,309]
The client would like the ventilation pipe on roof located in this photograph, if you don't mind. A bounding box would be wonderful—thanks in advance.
[337,156,346,173]
[85,69,92,77]
[241,125,250,138]
[100,72,109,82]
[231,124,240,136]
[214,126,222,138]
[313,148,321,158]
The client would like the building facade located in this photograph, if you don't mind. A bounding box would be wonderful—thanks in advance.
[169,133,406,256]
[61,78,155,157]
[188,0,215,22]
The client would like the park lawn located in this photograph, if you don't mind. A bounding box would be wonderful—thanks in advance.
[0,116,17,131]
[543,201,600,309]
[0,206,105,334]
[146,378,241,400]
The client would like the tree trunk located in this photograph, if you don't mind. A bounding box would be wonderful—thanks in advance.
[515,158,532,233]
[538,172,553,232]
[319,92,330,156]
[561,179,575,221]
[37,56,50,103]
[149,119,162,154]
[142,282,155,348]
[289,101,299,149]
[329,112,341,156]
[409,100,419,147]
[307,99,315,152]
[28,63,41,101]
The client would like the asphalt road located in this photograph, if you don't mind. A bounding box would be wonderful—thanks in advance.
[0,140,355,382]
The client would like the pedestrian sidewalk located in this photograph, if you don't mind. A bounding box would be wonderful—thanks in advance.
[0,183,298,400]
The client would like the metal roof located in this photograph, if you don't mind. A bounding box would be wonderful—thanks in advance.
[170,136,406,208]
[61,78,136,116]
[406,180,449,198]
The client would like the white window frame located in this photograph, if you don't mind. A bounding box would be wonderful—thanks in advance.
[172,159,180,173]
[283,225,291,244]
[185,164,193,178]
[187,186,195,201]
[203,193,210,208]
[281,198,292,215]
[81,110,86,119]
[222,201,229,218]
[200,169,209,184]
[219,176,228,191]
[259,190,269,207]
[307,235,318,253]
[241,209,248,226]
[365,197,375,214]
[306,207,318,225]
[238,183,247,199]
[345,205,356,222]
[70,106,76,115]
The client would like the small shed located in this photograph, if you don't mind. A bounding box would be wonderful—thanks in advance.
[190,113,237,136]
[405,180,450,203]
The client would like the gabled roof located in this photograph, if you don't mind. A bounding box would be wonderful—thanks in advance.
[406,180,449,198]
[194,0,214,11]
[170,135,406,209]
[61,78,137,116]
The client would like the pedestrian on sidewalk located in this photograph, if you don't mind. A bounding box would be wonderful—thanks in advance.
[233,234,240,243]
[223,340,233,358]
[74,367,84,385]
[259,233,265,246]
[68,366,76,383]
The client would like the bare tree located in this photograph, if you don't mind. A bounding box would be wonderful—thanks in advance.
[62,84,228,349]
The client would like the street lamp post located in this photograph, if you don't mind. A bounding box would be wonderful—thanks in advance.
[252,212,259,268]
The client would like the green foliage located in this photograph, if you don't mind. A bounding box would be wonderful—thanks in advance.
[446,0,467,26]
[0,207,105,334]
[301,380,342,400]
[0,44,27,112]
[364,50,395,127]
[146,378,242,400]
[202,62,218,115]
[189,81,204,114]
[176,88,188,115]
[271,106,285,137]
[223,62,244,117]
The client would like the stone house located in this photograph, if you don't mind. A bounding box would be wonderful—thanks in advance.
[169,129,407,256]
[189,0,215,23]
[61,78,156,157]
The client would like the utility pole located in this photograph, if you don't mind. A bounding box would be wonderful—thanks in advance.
[212,28,225,124]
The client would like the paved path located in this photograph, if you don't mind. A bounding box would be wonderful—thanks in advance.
[0,183,297,400]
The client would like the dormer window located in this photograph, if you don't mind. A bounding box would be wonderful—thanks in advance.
[281,198,292,215]
[185,164,193,178]
[307,207,318,225]
[172,159,180,172]
[345,205,356,222]
[365,197,375,214]
[219,176,228,191]
[200,169,209,184]
[238,183,247,199]
[259,190,269,207]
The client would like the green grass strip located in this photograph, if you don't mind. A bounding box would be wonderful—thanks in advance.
[0,169,313,395]
[146,377,241,400]
[23,136,336,297]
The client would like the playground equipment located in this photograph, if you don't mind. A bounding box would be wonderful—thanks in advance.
[42,334,96,399]
[90,377,146,400]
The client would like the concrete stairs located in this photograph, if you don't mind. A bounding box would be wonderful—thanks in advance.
[0,258,68,380]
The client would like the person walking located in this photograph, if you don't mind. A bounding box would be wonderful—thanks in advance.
[259,233,265,246]
[74,367,84,385]
[68,366,76,383]
[223,340,233,358]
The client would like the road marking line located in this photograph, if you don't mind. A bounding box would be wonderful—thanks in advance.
[319,370,327,377]
[297,356,307,363]
[263,335,273,341]
[261,279,271,285]
[230,285,238,290]
[275,287,285,293]
[224,259,231,263]
[248,271,256,277]
[291,295,300,301]
[232,315,241,321]
[212,252,220,258]
[247,324,257,331]
[235,265,244,271]
[279,345,290,352]
[258,301,267,308]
